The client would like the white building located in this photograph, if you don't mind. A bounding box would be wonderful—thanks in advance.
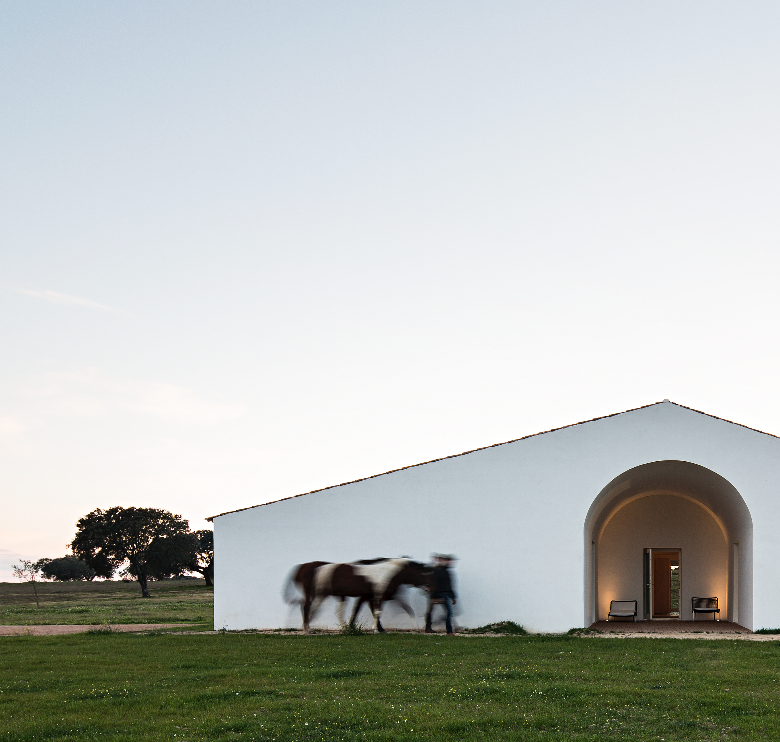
[210,401,780,633]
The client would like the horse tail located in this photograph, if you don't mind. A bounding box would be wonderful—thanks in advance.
[283,565,303,606]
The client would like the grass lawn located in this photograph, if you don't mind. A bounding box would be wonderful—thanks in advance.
[3,632,780,741]
[0,580,213,628]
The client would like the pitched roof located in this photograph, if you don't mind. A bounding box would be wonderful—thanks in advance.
[207,400,777,521]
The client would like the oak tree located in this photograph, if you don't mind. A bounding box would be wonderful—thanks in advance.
[70,506,190,597]
[37,555,96,581]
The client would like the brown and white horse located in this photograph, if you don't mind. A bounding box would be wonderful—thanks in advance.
[286,558,430,633]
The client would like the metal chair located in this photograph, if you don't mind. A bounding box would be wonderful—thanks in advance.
[608,600,637,621]
[691,596,719,621]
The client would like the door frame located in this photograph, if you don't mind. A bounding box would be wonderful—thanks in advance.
[644,547,682,619]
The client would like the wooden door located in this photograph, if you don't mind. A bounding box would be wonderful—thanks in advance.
[652,554,672,615]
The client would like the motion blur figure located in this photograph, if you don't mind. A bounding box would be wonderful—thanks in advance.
[425,554,457,635]
[285,557,430,633]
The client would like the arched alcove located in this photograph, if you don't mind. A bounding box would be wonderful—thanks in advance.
[584,461,753,628]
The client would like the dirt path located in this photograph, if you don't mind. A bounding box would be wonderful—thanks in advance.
[4,622,778,640]
[0,624,193,636]
[583,632,779,641]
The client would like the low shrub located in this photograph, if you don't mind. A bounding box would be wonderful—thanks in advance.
[339,622,367,636]
[462,620,528,635]
[86,625,115,635]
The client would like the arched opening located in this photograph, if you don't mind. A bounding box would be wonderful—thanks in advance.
[584,461,753,628]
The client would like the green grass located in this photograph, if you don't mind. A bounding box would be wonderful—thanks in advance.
[0,580,213,627]
[3,633,780,741]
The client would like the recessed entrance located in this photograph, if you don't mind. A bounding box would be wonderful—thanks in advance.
[584,460,753,628]
[644,548,681,618]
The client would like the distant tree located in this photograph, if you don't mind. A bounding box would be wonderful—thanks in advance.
[33,557,52,576]
[189,530,214,586]
[145,532,199,580]
[12,559,43,608]
[70,507,190,597]
[143,529,214,585]
[38,555,96,582]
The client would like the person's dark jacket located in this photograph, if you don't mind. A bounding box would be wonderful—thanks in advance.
[430,565,456,600]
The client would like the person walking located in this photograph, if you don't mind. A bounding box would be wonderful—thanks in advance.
[424,554,457,635]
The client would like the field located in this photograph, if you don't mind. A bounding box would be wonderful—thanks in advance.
[3,583,780,741]
[5,632,780,741]
[0,580,212,628]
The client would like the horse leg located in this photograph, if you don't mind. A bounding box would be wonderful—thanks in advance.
[336,597,346,627]
[303,594,326,633]
[372,599,386,634]
[349,597,365,627]
[302,593,311,634]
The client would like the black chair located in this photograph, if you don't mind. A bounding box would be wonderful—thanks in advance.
[691,597,719,621]
[608,600,637,621]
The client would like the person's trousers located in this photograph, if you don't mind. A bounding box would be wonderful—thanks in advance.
[425,596,453,634]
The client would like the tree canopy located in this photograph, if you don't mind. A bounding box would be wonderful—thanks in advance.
[143,529,214,585]
[70,506,190,597]
[190,529,214,586]
[36,556,96,581]
[145,532,199,580]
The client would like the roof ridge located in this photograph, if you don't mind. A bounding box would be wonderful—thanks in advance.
[208,401,779,521]
[661,401,779,441]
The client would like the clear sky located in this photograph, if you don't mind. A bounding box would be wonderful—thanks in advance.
[2,2,779,581]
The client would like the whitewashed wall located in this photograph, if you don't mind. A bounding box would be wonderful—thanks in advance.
[213,402,780,632]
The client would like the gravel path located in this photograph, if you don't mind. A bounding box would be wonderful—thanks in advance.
[585,620,778,640]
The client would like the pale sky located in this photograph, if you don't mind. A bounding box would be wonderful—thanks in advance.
[2,2,779,581]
